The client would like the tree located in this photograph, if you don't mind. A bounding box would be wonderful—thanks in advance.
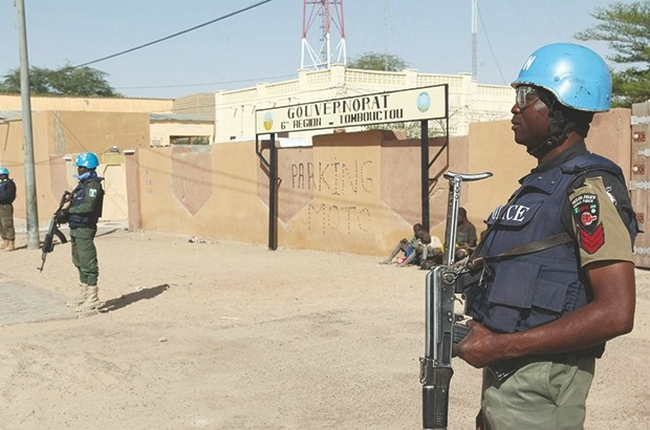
[365,120,447,139]
[347,52,419,136]
[347,52,408,72]
[0,64,122,97]
[575,1,650,107]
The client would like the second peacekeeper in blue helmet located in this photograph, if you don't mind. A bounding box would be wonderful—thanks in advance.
[0,167,17,252]
[453,43,639,429]
[57,152,105,313]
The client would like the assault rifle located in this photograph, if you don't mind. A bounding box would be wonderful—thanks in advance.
[39,191,71,272]
[420,171,492,430]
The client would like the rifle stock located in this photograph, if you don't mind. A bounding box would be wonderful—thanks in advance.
[420,171,491,429]
[39,191,71,272]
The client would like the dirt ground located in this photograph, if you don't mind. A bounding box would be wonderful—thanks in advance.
[0,223,649,429]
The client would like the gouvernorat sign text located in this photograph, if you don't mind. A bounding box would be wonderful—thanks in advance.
[255,85,447,135]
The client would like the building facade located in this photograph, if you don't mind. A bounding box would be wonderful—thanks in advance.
[214,65,514,143]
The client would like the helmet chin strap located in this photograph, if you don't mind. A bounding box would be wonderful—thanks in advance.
[526,104,575,159]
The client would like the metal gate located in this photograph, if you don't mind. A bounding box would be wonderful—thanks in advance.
[631,101,650,268]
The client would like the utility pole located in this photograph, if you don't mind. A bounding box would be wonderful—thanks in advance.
[471,0,478,82]
[16,0,40,249]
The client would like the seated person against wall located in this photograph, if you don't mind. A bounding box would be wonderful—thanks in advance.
[419,235,444,270]
[420,209,478,268]
[398,230,434,267]
[379,223,431,266]
[455,207,478,260]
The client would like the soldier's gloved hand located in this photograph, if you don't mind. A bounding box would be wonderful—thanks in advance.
[55,209,69,223]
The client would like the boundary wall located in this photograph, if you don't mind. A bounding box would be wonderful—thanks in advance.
[0,108,632,256]
[129,108,631,255]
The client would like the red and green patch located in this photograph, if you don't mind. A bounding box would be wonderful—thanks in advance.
[571,193,604,254]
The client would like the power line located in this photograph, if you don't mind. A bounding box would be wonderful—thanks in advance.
[73,0,273,68]
[477,5,506,85]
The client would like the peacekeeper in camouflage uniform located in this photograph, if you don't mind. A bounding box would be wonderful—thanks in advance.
[453,43,639,429]
[0,167,16,252]
[57,152,105,312]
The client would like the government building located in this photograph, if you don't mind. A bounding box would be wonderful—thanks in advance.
[213,64,515,144]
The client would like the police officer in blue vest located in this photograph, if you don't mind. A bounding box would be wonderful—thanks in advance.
[453,43,638,429]
[57,152,105,312]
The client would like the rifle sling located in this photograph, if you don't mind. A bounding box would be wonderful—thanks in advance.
[473,232,572,266]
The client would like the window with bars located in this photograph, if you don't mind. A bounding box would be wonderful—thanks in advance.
[170,136,210,146]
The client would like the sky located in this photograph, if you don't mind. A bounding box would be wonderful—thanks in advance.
[0,0,634,100]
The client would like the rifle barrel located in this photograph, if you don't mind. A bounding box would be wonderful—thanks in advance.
[421,171,492,429]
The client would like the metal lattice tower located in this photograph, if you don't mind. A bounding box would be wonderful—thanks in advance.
[301,0,346,70]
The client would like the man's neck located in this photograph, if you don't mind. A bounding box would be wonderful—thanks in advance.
[536,132,583,165]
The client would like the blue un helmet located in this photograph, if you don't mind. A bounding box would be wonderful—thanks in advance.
[0,167,9,176]
[511,43,611,112]
[75,152,100,169]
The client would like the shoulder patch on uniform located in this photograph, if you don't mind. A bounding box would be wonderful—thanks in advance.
[89,189,97,198]
[571,192,604,254]
[604,185,617,205]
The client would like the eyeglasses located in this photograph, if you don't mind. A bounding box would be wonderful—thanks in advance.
[515,86,540,110]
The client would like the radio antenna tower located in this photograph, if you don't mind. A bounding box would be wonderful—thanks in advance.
[301,0,346,70]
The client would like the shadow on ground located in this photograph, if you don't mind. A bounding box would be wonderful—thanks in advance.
[100,284,170,313]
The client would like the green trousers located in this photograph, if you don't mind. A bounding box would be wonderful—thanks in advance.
[0,204,15,240]
[481,355,595,430]
[70,227,99,286]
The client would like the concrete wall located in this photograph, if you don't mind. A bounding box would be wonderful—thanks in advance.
[172,93,215,120]
[0,110,150,222]
[134,143,269,243]
[0,94,172,113]
[134,128,465,253]
[133,131,423,253]
[0,104,634,257]
[45,111,151,155]
[125,108,632,256]
[279,130,404,254]
[0,95,212,225]
[0,112,69,220]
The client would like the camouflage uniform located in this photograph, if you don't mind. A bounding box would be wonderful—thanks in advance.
[0,176,16,247]
[67,172,104,286]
